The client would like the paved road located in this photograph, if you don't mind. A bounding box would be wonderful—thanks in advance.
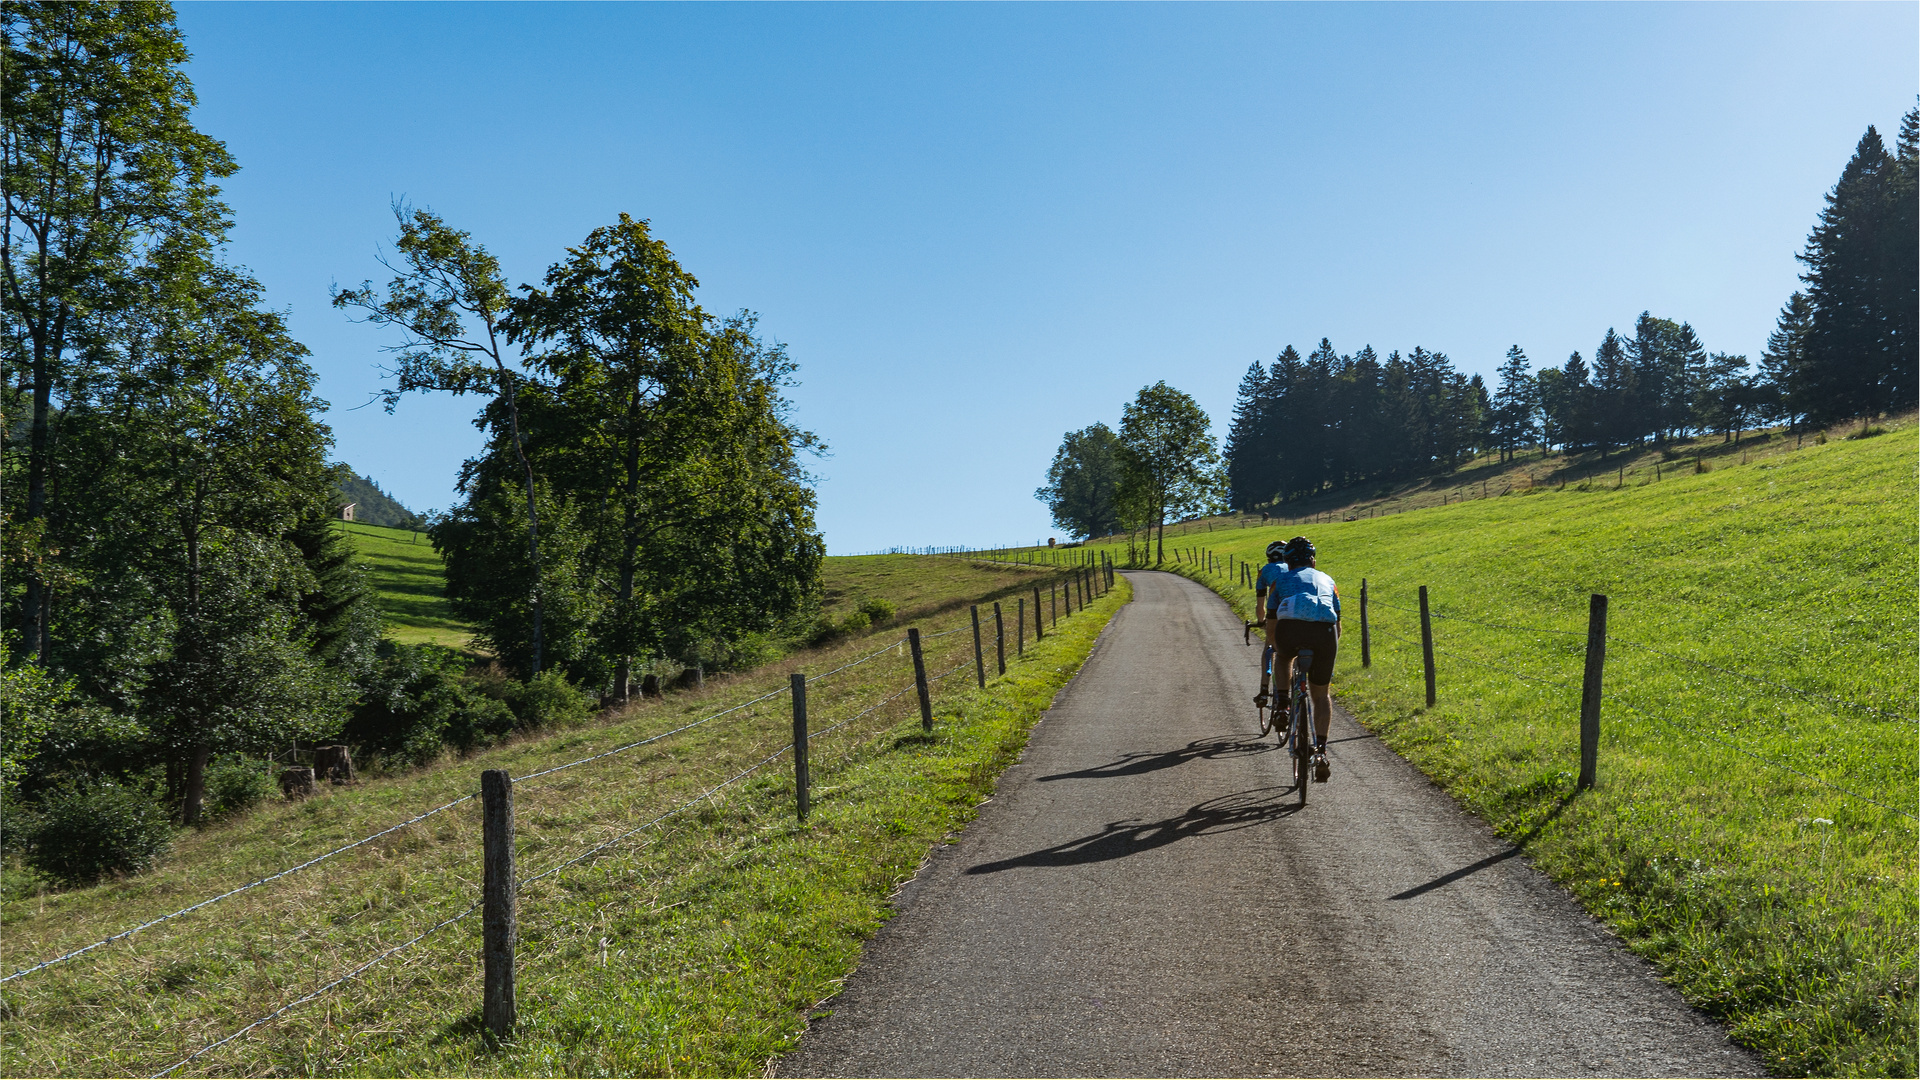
[781,571,1764,1078]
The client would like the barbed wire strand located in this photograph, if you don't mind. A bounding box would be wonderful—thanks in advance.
[1364,595,1902,719]
[1611,695,1918,822]
[0,792,476,986]
[513,683,793,785]
[804,635,909,686]
[809,681,919,742]
[522,741,798,889]
[149,901,481,1079]
[1605,637,1906,722]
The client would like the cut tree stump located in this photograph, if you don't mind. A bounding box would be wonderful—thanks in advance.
[279,767,316,799]
[313,745,356,784]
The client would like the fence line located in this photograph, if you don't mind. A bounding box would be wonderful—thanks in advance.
[1367,593,1901,721]
[513,683,793,785]
[10,626,959,985]
[1604,636,1907,723]
[1609,694,1918,821]
[47,580,1114,1075]
[148,900,482,1079]
[1368,593,1914,822]
[804,635,910,685]
[0,792,477,985]
[808,680,920,743]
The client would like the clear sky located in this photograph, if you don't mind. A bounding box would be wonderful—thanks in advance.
[175,2,1916,552]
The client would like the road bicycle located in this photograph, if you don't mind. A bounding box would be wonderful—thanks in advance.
[1246,620,1324,804]
[1284,648,1317,805]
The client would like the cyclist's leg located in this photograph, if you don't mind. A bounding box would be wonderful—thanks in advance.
[1309,682,1333,743]
[1256,614,1281,700]
[1305,624,1338,745]
[1266,615,1291,695]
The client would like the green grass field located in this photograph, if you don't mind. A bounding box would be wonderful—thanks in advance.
[1060,420,1917,1077]
[341,521,1058,658]
[336,521,476,650]
[0,552,1116,1077]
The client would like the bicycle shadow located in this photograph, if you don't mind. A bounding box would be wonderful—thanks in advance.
[1036,735,1277,783]
[965,786,1301,875]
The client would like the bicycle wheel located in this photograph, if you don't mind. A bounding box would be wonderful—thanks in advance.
[1292,688,1309,805]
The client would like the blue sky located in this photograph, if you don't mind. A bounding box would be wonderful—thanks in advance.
[176,2,1916,552]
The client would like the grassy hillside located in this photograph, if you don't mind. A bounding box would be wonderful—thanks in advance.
[0,554,1111,1077]
[342,521,1057,658]
[1066,420,1917,1077]
[336,521,475,650]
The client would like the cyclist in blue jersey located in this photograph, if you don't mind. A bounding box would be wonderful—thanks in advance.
[1254,536,1340,773]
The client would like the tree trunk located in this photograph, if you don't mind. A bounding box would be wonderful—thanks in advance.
[183,743,211,825]
[614,659,632,702]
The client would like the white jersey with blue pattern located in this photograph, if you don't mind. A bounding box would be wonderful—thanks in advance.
[1256,562,1341,623]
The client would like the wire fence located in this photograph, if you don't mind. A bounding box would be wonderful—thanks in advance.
[10,576,1123,1078]
[1355,582,1917,824]
[1152,532,1913,825]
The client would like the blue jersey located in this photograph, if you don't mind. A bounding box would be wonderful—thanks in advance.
[1256,562,1341,623]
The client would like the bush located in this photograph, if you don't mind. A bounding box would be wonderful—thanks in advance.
[839,610,871,635]
[345,644,516,764]
[505,669,595,728]
[203,756,275,821]
[856,598,895,625]
[23,777,173,884]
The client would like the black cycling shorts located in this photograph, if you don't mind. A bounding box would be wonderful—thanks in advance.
[1269,618,1337,685]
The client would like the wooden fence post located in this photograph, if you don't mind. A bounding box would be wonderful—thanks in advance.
[908,628,933,731]
[970,606,986,689]
[1419,585,1436,707]
[1360,578,1370,668]
[1016,598,1026,656]
[482,769,517,1038]
[790,673,810,820]
[1051,583,1058,626]
[993,601,1006,675]
[1033,586,1044,640]
[1578,594,1609,790]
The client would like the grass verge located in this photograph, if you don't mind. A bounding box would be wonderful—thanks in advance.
[0,563,1128,1077]
[1058,423,1917,1078]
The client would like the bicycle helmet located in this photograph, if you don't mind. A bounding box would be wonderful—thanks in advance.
[1283,535,1315,563]
[1264,539,1288,561]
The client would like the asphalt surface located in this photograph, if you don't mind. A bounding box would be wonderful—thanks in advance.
[780,570,1766,1078]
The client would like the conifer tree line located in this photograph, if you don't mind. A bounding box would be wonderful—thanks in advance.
[2,3,821,850]
[1225,105,1917,510]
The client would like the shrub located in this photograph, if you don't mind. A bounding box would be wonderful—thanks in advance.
[203,756,275,821]
[505,670,595,728]
[857,598,895,625]
[840,610,871,635]
[23,777,173,884]
[345,644,516,764]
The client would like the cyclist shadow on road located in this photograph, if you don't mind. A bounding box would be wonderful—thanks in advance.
[964,786,1300,875]
[1034,735,1277,783]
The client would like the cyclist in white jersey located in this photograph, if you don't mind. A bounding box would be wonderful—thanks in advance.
[1254,536,1340,773]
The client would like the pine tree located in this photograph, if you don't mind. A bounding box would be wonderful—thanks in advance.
[1889,102,1918,408]
[1224,361,1270,509]
[1591,329,1635,452]
[1759,291,1814,428]
[1490,346,1539,462]
[1797,125,1904,423]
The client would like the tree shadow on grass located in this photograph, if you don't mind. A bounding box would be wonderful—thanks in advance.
[964,786,1300,874]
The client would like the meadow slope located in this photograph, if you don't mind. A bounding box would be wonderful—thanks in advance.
[0,555,1118,1077]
